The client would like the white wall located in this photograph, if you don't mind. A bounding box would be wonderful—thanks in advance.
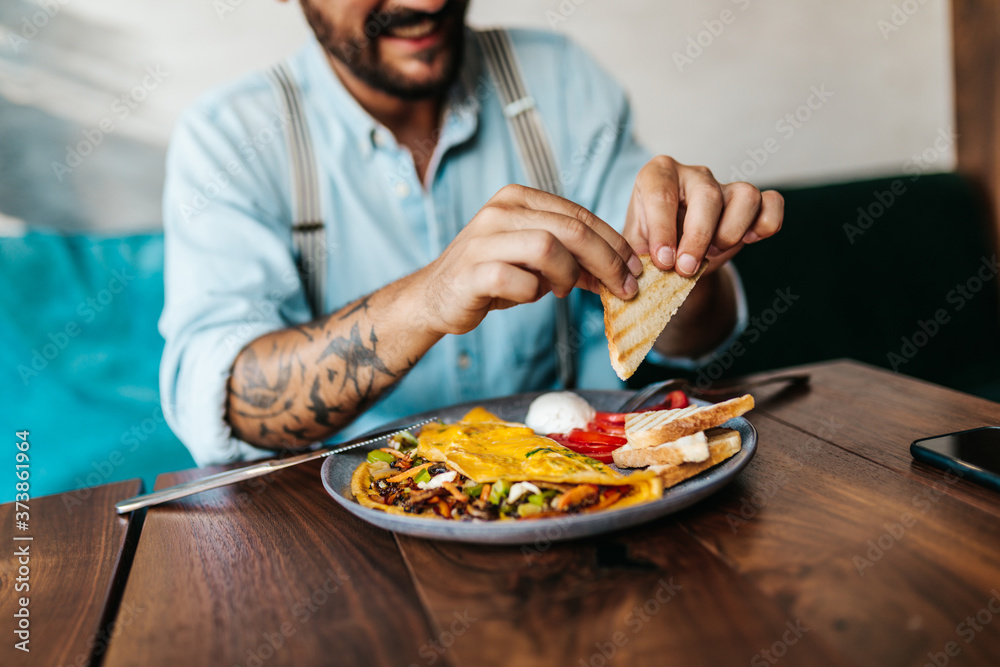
[0,0,954,232]
[469,0,955,188]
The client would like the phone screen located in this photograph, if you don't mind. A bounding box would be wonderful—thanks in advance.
[911,427,1000,492]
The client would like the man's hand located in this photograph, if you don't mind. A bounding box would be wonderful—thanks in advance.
[414,184,643,336]
[623,156,784,276]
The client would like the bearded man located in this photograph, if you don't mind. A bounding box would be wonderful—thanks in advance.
[159,0,783,464]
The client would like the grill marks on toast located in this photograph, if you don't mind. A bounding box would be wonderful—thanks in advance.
[600,254,706,380]
[623,395,755,450]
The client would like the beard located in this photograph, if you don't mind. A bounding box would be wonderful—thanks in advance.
[299,0,469,101]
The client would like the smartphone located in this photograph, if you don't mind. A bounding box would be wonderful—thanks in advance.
[910,426,1000,493]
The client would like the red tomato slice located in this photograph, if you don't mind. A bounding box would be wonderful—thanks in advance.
[587,419,625,436]
[665,390,690,410]
[567,429,626,447]
[593,411,626,425]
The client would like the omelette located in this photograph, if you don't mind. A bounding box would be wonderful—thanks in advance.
[351,408,662,521]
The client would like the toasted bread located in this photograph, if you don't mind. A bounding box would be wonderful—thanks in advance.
[612,431,710,468]
[624,394,755,449]
[600,254,706,380]
[650,428,743,488]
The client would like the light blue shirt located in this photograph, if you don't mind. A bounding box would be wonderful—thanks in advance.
[160,28,743,465]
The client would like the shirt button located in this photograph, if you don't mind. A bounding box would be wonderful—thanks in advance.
[373,130,390,148]
[457,352,471,370]
[394,181,411,198]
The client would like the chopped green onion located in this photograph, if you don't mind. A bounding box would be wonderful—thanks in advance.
[414,468,431,484]
[465,483,484,498]
[393,431,419,452]
[367,450,396,464]
[526,493,546,506]
[518,503,542,517]
[488,479,511,505]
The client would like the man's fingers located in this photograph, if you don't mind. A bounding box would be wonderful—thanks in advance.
[675,166,724,276]
[742,190,784,243]
[712,182,763,252]
[470,230,580,298]
[631,158,680,270]
[489,184,640,273]
[479,206,638,300]
[469,261,545,306]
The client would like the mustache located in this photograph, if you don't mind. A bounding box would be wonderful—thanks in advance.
[371,1,462,30]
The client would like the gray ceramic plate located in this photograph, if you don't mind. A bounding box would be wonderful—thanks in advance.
[321,390,756,545]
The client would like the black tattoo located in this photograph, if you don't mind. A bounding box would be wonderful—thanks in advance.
[282,425,310,442]
[291,319,326,343]
[337,295,372,320]
[317,322,395,399]
[230,348,292,410]
[306,376,343,428]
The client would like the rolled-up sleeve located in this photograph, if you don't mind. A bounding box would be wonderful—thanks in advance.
[159,84,309,465]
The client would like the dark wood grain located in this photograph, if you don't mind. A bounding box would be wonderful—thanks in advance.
[953,0,1000,261]
[396,523,853,667]
[0,479,143,667]
[101,459,443,667]
[683,411,1000,667]
[751,359,1000,515]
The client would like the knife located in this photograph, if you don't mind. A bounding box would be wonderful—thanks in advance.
[114,418,436,514]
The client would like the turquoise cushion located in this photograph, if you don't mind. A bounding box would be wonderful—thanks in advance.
[0,232,195,503]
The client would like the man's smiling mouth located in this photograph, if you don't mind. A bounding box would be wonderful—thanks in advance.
[385,17,439,40]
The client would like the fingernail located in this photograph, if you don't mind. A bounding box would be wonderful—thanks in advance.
[623,274,638,298]
[656,246,675,268]
[743,231,760,243]
[706,245,722,258]
[677,253,699,275]
[627,254,643,276]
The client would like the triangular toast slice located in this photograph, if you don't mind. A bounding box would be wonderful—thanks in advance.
[600,254,706,380]
[624,394,755,449]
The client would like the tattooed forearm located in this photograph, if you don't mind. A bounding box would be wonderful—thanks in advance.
[225,288,441,450]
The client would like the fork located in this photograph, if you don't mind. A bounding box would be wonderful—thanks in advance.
[617,373,810,413]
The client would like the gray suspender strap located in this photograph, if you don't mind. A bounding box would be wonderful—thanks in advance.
[477,29,577,389]
[266,34,575,386]
[266,62,326,318]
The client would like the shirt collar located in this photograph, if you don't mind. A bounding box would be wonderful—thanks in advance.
[297,30,483,155]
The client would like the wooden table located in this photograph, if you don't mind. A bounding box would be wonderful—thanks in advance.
[6,361,1000,666]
